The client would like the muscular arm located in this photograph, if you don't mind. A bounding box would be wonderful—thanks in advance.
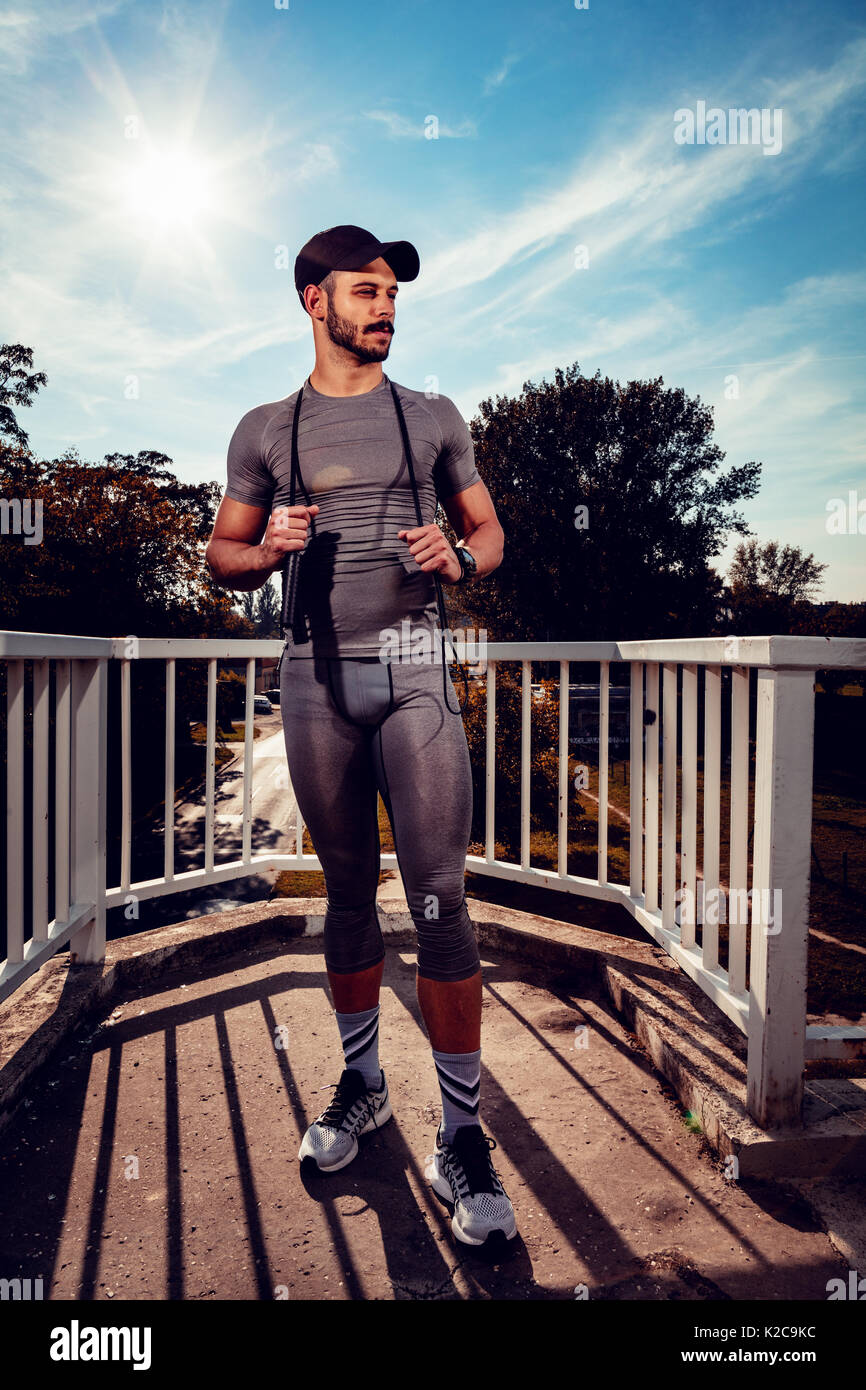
[205,497,318,591]
[440,479,504,583]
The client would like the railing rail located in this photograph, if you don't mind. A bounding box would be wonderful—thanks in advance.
[3,630,866,1129]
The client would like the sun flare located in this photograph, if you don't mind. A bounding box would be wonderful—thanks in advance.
[122,147,213,229]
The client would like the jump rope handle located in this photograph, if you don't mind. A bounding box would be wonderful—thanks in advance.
[279,385,306,643]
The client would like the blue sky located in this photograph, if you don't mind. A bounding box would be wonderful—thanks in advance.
[3,0,865,603]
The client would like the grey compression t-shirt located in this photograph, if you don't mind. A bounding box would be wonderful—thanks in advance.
[224,373,481,657]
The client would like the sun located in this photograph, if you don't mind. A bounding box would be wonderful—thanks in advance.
[122,147,214,229]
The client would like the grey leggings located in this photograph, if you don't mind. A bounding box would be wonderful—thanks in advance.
[278,645,480,982]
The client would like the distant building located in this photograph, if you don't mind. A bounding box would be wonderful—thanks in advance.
[530,682,631,748]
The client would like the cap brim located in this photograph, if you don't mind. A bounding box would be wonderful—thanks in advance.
[332,238,420,281]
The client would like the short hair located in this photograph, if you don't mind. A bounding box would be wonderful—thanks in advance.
[318,269,339,299]
[300,268,339,314]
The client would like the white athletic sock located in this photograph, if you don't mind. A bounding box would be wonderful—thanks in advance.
[432,1047,481,1143]
[335,1004,382,1088]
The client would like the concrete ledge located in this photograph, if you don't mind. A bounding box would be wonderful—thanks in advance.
[469,900,866,1178]
[1,896,865,1180]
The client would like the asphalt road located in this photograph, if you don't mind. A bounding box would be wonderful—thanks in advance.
[175,711,299,864]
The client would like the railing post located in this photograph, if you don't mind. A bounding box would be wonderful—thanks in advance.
[520,659,531,870]
[69,658,108,966]
[557,659,569,878]
[644,663,660,913]
[628,662,643,897]
[661,663,678,932]
[702,666,722,972]
[679,663,698,947]
[729,667,750,995]
[485,661,497,863]
[747,667,815,1128]
[6,661,24,964]
[598,661,610,886]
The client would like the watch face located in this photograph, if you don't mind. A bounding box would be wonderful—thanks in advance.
[462,548,477,575]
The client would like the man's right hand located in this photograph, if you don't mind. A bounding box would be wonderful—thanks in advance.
[259,504,320,570]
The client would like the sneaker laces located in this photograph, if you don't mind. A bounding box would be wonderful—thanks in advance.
[316,1071,380,1133]
[441,1128,504,1199]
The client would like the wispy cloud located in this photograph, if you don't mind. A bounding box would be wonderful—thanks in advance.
[294,144,339,181]
[4,269,308,379]
[3,2,863,598]
[483,52,520,95]
[0,0,127,75]
[418,37,866,310]
[362,108,477,139]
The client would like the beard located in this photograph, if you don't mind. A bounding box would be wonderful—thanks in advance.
[325,300,393,363]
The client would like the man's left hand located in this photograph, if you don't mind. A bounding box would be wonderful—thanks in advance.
[397,525,462,583]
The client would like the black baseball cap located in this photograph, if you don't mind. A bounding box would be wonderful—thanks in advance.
[294,224,420,309]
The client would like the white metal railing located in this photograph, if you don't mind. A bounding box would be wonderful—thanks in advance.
[2,630,865,1130]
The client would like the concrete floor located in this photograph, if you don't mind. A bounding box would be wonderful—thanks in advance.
[0,929,852,1301]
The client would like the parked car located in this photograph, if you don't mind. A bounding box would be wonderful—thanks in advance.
[253,694,273,714]
[264,688,282,704]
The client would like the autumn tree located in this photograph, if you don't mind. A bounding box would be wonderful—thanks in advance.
[0,347,256,892]
[0,341,247,640]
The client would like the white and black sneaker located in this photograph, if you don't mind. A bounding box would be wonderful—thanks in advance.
[424,1123,517,1247]
[298,1066,392,1174]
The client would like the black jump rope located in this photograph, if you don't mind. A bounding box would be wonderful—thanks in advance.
[279,376,470,716]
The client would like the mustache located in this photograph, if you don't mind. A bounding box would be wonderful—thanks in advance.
[366,323,393,334]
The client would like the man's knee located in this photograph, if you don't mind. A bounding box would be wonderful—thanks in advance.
[413,899,480,982]
[323,899,386,975]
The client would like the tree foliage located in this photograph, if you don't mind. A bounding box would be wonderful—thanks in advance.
[723,538,827,635]
[727,537,826,603]
[255,574,281,638]
[0,445,249,638]
[0,342,250,639]
[0,343,47,452]
[454,362,761,642]
[461,664,577,847]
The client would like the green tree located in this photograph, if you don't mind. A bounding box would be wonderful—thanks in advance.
[805,600,866,695]
[455,362,760,644]
[811,600,866,639]
[254,575,281,637]
[0,343,47,454]
[236,575,281,637]
[724,538,827,634]
[238,591,257,624]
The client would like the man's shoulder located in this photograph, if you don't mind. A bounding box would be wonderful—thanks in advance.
[390,380,467,433]
[232,389,300,437]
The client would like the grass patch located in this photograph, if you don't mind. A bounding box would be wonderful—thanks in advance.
[190,720,262,745]
[272,795,397,898]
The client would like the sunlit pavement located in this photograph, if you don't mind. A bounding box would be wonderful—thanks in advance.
[0,906,853,1301]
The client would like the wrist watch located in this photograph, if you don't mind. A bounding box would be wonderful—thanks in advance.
[454,540,478,584]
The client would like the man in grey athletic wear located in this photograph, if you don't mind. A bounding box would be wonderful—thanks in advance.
[205,224,516,1249]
